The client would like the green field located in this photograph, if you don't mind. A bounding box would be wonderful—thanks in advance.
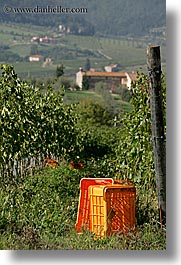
[0,22,166,78]
[63,90,132,113]
[13,62,57,78]
[0,22,51,38]
[63,90,102,103]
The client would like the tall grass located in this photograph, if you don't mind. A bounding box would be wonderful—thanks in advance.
[0,163,166,250]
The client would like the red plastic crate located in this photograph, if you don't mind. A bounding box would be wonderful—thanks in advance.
[75,178,114,233]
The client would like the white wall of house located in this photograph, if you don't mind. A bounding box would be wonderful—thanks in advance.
[29,56,44,62]
[126,73,137,89]
[104,66,112,72]
[76,70,84,89]
[121,77,128,86]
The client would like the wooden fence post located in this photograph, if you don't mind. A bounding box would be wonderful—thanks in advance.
[147,45,166,227]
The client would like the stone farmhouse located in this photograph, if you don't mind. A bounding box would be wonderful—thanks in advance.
[76,68,137,91]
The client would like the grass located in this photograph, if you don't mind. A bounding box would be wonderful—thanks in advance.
[0,164,166,250]
[63,90,103,104]
[0,32,15,45]
[0,22,51,37]
[63,90,132,114]
[10,44,32,57]
[0,224,166,250]
[63,35,102,51]
[99,38,146,65]
[111,93,132,112]
[13,62,57,78]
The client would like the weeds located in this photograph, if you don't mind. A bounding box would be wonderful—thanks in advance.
[0,164,166,250]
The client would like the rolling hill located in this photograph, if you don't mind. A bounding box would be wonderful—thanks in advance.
[0,0,166,37]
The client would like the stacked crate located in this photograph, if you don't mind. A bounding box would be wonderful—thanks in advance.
[75,178,136,237]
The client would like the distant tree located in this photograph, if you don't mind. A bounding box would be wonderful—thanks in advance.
[53,76,72,90]
[85,58,91,71]
[30,45,39,55]
[56,64,65,78]
[82,75,89,90]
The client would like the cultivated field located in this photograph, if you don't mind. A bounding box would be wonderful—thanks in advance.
[0,22,166,78]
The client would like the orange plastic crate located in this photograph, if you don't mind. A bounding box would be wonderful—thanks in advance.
[88,184,136,237]
[75,178,114,233]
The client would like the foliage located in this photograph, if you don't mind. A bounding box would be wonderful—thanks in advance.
[30,44,38,56]
[0,45,22,62]
[78,126,120,161]
[85,58,91,71]
[111,72,166,225]
[74,99,119,160]
[0,165,81,249]
[56,64,65,78]
[37,46,97,63]
[76,99,114,126]
[82,75,89,90]
[0,64,79,174]
[114,72,166,187]
[94,82,122,115]
[114,85,132,102]
[53,76,73,90]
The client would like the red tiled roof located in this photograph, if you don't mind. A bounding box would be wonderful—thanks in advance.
[29,55,44,58]
[83,71,127,77]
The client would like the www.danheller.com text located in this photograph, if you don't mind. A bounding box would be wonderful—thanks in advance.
[3,5,88,14]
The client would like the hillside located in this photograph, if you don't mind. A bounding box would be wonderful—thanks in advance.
[0,0,166,37]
